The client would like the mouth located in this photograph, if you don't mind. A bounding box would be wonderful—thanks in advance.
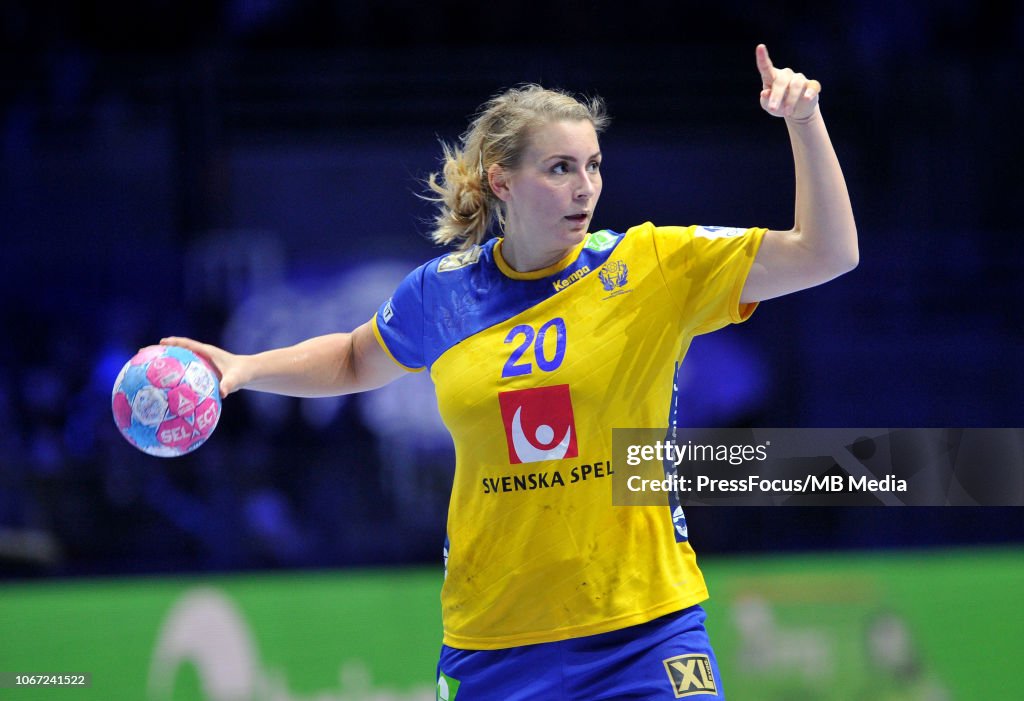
[564,213,589,223]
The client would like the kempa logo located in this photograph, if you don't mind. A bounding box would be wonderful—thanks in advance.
[553,265,590,292]
[663,654,717,698]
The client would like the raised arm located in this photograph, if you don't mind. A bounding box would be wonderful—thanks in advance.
[740,44,858,304]
[161,319,407,398]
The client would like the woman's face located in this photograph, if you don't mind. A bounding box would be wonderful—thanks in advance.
[497,119,602,264]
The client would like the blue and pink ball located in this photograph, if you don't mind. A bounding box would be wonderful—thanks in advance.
[111,345,222,457]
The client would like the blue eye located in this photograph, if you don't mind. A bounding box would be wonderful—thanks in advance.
[551,162,568,174]
[587,161,601,172]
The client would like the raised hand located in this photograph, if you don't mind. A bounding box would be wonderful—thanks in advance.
[756,44,821,122]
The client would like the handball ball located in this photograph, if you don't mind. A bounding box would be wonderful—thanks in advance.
[111,345,222,457]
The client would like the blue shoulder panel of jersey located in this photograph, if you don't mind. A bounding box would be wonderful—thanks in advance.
[376,232,626,371]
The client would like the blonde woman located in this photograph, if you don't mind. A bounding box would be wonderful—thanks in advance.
[164,44,856,699]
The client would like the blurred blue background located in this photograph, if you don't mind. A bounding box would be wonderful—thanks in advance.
[1,0,1021,578]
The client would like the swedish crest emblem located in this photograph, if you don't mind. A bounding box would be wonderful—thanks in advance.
[598,260,628,292]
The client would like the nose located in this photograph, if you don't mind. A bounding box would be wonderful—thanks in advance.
[575,171,596,201]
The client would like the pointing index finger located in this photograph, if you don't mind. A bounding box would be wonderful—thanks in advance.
[755,43,775,87]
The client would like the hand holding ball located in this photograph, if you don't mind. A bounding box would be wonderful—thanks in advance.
[111,345,222,457]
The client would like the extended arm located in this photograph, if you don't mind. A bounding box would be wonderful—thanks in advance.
[740,44,858,304]
[162,319,407,398]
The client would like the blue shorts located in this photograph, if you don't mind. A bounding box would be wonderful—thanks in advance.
[436,605,725,700]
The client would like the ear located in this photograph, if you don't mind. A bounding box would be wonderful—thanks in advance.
[487,163,512,203]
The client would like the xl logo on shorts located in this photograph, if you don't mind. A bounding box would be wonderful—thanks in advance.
[663,654,718,698]
[497,385,578,464]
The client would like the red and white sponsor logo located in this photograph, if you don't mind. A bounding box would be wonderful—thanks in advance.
[497,385,578,464]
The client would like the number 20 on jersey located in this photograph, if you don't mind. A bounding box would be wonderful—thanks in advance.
[502,318,567,378]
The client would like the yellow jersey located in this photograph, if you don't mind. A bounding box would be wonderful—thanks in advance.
[373,222,765,649]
